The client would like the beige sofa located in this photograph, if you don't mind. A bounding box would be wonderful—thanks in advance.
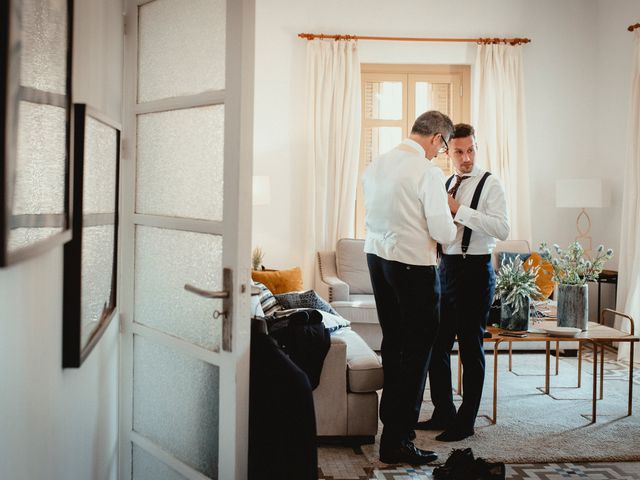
[313,328,383,442]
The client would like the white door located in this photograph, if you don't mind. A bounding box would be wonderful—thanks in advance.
[119,1,254,479]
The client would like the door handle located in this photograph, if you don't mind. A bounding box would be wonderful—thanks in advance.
[184,268,233,351]
[184,284,230,299]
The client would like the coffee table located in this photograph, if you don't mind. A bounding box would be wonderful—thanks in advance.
[484,309,637,423]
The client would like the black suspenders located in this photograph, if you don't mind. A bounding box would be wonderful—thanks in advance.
[445,171,492,257]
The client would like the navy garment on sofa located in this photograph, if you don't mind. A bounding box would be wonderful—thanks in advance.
[249,323,318,480]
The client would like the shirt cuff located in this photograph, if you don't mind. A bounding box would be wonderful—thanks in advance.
[454,204,473,225]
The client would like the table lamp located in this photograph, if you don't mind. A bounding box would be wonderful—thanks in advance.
[555,179,610,251]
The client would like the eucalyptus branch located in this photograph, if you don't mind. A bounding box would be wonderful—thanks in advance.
[539,242,613,286]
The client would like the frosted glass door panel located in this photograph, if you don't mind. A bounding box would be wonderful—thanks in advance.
[8,101,66,252]
[7,228,61,251]
[134,226,223,351]
[81,225,115,347]
[138,0,226,102]
[133,336,219,479]
[414,82,452,120]
[364,81,402,120]
[83,117,118,214]
[136,106,224,221]
[21,0,68,94]
[363,127,402,165]
[132,445,189,480]
[13,102,66,214]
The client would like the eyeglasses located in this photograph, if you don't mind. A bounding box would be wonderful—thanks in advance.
[437,134,449,155]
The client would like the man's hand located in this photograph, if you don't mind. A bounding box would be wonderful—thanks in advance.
[448,195,460,216]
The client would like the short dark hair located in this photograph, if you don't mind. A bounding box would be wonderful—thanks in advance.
[411,110,454,140]
[451,123,475,140]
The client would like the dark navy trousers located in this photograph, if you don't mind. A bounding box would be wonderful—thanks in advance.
[366,253,439,446]
[428,254,495,431]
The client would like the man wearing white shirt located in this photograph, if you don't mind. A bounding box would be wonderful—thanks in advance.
[416,123,509,442]
[361,110,457,465]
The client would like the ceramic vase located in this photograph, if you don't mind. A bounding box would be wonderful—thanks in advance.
[557,283,589,331]
[500,295,530,331]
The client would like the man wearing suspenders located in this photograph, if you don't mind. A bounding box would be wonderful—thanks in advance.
[416,123,510,442]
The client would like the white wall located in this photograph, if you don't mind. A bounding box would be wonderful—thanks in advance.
[253,0,639,290]
[0,1,123,479]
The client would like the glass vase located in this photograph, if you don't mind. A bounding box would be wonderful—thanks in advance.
[500,295,530,331]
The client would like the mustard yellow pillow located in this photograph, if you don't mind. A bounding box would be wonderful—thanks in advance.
[523,252,555,300]
[251,267,303,294]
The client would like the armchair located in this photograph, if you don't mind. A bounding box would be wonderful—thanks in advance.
[315,238,382,350]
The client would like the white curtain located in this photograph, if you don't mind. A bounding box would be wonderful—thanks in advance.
[304,39,361,262]
[617,30,640,362]
[474,43,532,243]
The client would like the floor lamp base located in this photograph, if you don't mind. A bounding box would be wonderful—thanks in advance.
[576,208,592,252]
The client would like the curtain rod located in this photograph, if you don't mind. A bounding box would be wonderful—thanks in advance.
[297,33,531,45]
[628,23,640,32]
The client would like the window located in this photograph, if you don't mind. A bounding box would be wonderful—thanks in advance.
[355,64,471,238]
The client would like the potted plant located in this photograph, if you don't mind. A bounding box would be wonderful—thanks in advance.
[252,246,265,271]
[539,242,613,330]
[495,256,541,331]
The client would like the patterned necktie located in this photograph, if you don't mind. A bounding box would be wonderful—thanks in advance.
[438,175,469,258]
[448,175,469,198]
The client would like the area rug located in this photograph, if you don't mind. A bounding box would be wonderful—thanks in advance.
[358,352,640,466]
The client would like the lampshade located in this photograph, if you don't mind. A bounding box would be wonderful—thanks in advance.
[555,179,610,208]
[252,175,271,206]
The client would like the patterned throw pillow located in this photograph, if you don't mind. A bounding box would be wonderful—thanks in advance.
[254,281,283,316]
[274,290,339,315]
[317,311,351,332]
[498,251,531,266]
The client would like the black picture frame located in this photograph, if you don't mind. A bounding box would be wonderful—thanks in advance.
[63,104,120,368]
[0,0,74,266]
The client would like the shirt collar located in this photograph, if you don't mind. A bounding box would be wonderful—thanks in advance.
[402,139,426,158]
[454,164,482,178]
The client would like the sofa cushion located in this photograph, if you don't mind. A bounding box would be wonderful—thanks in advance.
[523,252,555,300]
[332,298,379,325]
[251,266,303,294]
[497,251,531,267]
[332,329,383,393]
[318,311,351,332]
[254,281,284,316]
[275,289,339,315]
[335,239,373,295]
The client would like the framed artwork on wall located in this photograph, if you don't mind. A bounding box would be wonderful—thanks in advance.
[63,104,120,368]
[0,0,74,266]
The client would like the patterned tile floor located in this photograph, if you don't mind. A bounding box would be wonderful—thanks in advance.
[318,351,640,480]
[318,455,640,479]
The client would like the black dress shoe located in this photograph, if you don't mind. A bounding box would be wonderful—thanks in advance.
[379,440,438,465]
[474,457,506,480]
[433,448,476,480]
[415,418,452,431]
[435,428,474,442]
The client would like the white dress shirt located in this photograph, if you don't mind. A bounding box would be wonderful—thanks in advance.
[443,165,510,255]
[361,139,457,266]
